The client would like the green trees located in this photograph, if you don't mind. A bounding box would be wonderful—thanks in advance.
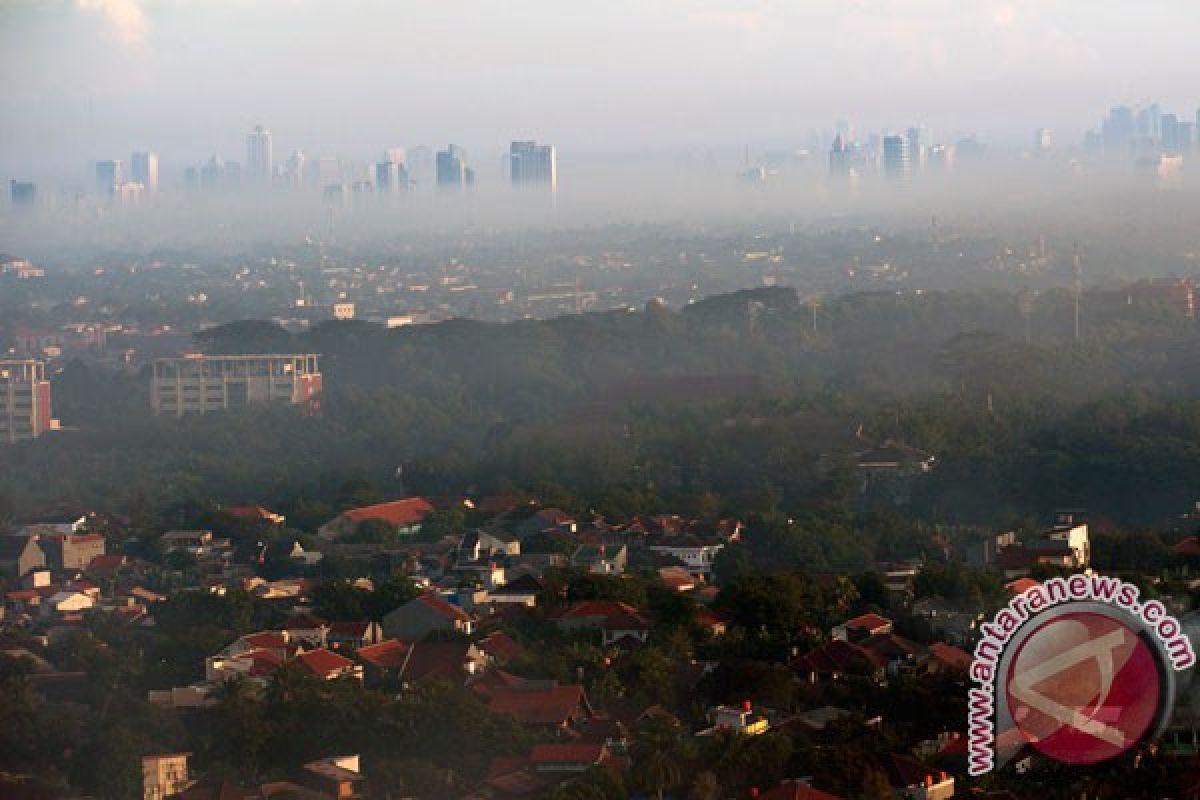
[631,716,690,800]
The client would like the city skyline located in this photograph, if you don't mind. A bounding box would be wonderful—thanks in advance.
[4,1,1200,177]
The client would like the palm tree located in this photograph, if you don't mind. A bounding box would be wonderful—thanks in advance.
[631,716,686,800]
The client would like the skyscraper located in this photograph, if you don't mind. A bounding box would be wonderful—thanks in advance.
[828,134,854,177]
[284,151,306,188]
[510,141,557,189]
[10,180,36,208]
[906,126,930,170]
[130,152,159,193]
[0,360,54,444]
[882,135,911,180]
[1034,128,1051,153]
[1161,114,1180,153]
[1103,106,1135,154]
[375,149,408,192]
[246,125,273,183]
[436,145,473,188]
[96,160,123,193]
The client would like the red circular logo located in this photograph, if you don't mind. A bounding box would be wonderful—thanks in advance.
[1005,610,1162,764]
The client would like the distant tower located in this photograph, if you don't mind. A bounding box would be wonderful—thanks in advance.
[829,134,854,177]
[130,152,159,193]
[1072,243,1083,340]
[10,180,36,208]
[1017,287,1036,343]
[95,160,123,194]
[1034,128,1051,153]
[246,125,273,183]
[906,126,930,170]
[436,145,472,188]
[882,135,911,180]
[510,141,557,191]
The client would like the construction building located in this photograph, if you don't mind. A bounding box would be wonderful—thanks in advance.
[0,359,55,444]
[150,354,322,416]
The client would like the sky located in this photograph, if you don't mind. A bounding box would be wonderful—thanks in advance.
[2,0,1199,176]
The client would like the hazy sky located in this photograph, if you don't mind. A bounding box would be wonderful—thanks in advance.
[3,1,1199,174]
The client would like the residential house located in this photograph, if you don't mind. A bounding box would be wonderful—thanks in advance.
[570,543,627,575]
[911,596,979,646]
[0,534,46,577]
[224,505,286,526]
[356,639,411,686]
[280,612,330,647]
[514,507,576,538]
[39,532,106,572]
[382,592,475,640]
[486,683,593,731]
[487,573,543,607]
[326,620,383,650]
[477,631,526,665]
[646,534,724,576]
[41,590,95,619]
[295,648,363,682]
[529,743,609,774]
[791,639,885,684]
[709,702,769,735]
[397,641,488,686]
[832,613,893,642]
[556,601,651,647]
[872,753,954,800]
[317,497,435,540]
[460,528,521,561]
[926,642,972,676]
[143,753,192,800]
[302,755,365,799]
[758,780,845,800]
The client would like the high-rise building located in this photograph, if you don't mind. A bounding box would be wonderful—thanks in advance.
[510,141,557,189]
[882,135,911,180]
[1103,106,1135,153]
[828,134,854,177]
[130,152,159,193]
[1179,121,1195,152]
[927,143,955,171]
[10,180,36,208]
[96,160,123,194]
[150,354,322,417]
[246,125,273,183]
[284,150,306,188]
[1034,128,1051,153]
[0,360,55,444]
[375,150,408,192]
[906,126,930,170]
[436,145,474,188]
[1161,114,1181,153]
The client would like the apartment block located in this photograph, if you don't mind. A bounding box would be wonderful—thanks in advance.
[151,354,322,416]
[0,359,54,443]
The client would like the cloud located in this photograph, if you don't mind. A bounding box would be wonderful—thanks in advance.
[76,0,148,46]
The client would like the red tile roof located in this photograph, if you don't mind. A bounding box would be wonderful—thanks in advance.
[1005,577,1041,595]
[342,498,434,527]
[85,554,126,574]
[530,743,606,765]
[399,642,474,684]
[414,592,473,622]
[559,601,650,630]
[792,639,884,674]
[294,648,355,678]
[225,505,283,521]
[1175,536,1200,556]
[928,642,972,671]
[488,684,589,726]
[759,781,844,800]
[241,631,290,651]
[477,631,526,663]
[844,613,892,632]
[243,649,284,676]
[357,639,411,669]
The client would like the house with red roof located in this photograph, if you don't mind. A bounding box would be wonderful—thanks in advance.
[381,592,475,641]
[356,639,411,686]
[396,641,488,687]
[223,505,286,526]
[758,780,845,800]
[832,612,893,642]
[487,684,593,730]
[556,601,651,647]
[317,497,436,540]
[926,642,972,675]
[326,620,383,650]
[791,639,885,684]
[295,648,363,682]
[477,631,526,664]
[529,743,609,773]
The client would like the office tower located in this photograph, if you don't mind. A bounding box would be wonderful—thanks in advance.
[111,182,145,206]
[882,135,911,180]
[436,145,473,187]
[309,156,340,187]
[955,136,986,161]
[246,125,273,183]
[1034,128,1051,152]
[10,180,36,207]
[96,160,123,193]
[1136,103,1161,143]
[130,152,159,193]
[200,156,225,188]
[383,147,406,166]
[375,149,408,192]
[0,360,54,444]
[1161,114,1180,153]
[828,134,854,177]
[1179,122,1195,152]
[510,141,557,189]
[150,354,322,417]
[906,126,930,170]
[927,143,955,171]
[1103,106,1135,153]
[284,150,306,188]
